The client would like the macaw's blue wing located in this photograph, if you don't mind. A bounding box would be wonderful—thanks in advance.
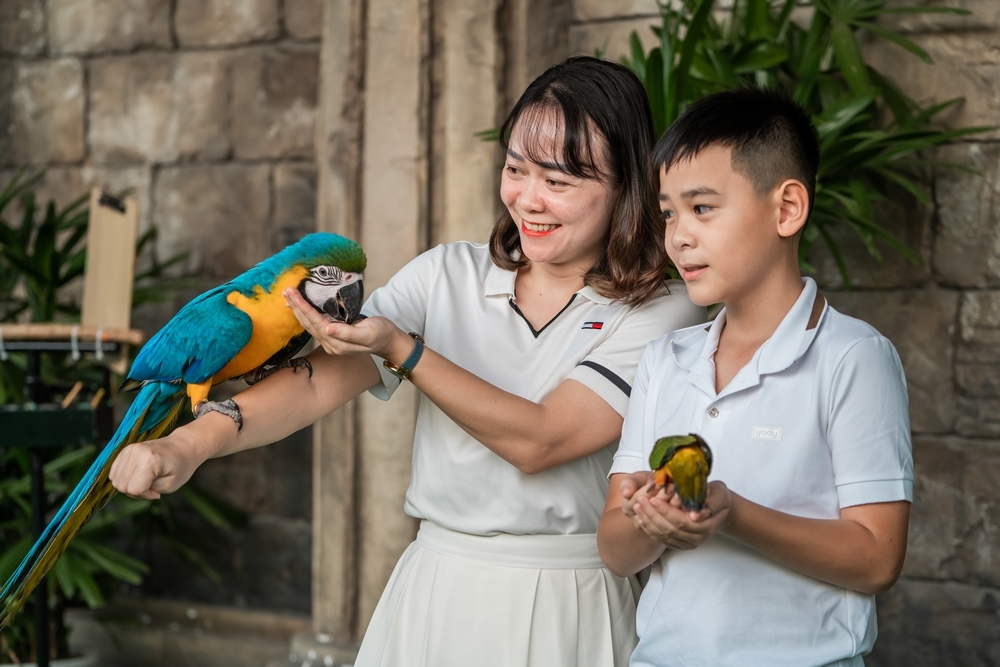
[128,286,254,386]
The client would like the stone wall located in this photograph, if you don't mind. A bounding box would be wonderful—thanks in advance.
[0,0,323,615]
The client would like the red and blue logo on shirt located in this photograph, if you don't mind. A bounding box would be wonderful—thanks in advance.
[581,321,604,330]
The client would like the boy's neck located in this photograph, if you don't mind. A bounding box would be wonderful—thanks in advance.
[714,266,805,393]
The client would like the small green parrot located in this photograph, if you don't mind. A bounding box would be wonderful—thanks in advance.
[649,434,713,512]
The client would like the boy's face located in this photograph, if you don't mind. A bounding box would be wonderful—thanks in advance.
[658,145,786,308]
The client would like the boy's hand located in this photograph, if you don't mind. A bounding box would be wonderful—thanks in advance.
[618,471,659,518]
[632,481,732,550]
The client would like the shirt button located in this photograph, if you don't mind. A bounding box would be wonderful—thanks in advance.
[708,407,720,418]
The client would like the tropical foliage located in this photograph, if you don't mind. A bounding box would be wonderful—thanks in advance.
[621,0,989,283]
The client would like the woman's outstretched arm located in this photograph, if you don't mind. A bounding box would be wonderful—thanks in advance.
[286,288,659,475]
[109,350,380,499]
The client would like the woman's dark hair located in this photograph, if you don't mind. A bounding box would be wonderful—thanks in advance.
[489,56,669,306]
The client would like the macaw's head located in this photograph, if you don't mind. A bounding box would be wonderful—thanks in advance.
[285,233,367,324]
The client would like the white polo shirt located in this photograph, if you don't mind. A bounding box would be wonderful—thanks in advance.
[610,277,913,667]
[361,241,705,536]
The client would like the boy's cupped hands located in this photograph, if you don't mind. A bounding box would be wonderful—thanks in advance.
[620,472,731,550]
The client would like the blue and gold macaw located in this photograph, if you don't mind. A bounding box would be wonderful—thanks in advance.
[1,232,366,626]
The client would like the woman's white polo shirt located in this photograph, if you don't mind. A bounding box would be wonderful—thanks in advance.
[611,277,913,666]
[360,241,705,537]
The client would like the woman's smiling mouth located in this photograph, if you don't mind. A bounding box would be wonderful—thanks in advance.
[522,220,561,236]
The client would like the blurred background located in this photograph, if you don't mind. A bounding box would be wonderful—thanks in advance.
[0,0,998,665]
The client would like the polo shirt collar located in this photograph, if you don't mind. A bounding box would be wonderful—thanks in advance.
[671,278,826,397]
[484,262,615,304]
[485,261,516,297]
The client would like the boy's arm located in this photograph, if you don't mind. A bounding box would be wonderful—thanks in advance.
[724,492,910,595]
[630,482,910,595]
[598,472,666,577]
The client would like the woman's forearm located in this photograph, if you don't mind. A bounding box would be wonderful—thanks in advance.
[208,348,381,456]
[405,344,622,474]
[724,494,910,595]
[597,509,665,577]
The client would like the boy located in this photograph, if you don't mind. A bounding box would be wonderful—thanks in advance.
[597,88,913,666]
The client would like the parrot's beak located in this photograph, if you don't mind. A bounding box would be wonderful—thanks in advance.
[323,279,364,323]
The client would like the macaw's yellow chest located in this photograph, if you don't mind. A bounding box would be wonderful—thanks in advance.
[213,266,309,383]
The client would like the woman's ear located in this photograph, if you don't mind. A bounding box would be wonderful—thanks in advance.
[775,179,809,238]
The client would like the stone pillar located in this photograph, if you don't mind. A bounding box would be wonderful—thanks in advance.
[313,0,366,644]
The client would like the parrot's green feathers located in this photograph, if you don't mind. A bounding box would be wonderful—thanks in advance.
[649,434,701,471]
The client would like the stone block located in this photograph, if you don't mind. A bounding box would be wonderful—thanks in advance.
[0,164,153,232]
[0,0,46,56]
[192,425,312,519]
[48,0,171,55]
[862,32,1000,142]
[957,398,1000,438]
[285,0,322,40]
[152,164,271,280]
[570,16,658,61]
[88,52,230,164]
[0,58,84,165]
[140,512,312,614]
[934,144,1000,288]
[807,187,933,290]
[231,45,318,160]
[175,0,280,47]
[825,290,959,434]
[273,162,317,248]
[573,0,657,21]
[903,437,1000,588]
[869,578,1000,667]
[881,0,1000,33]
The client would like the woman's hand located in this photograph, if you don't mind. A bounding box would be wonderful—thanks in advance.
[630,480,732,550]
[283,287,414,364]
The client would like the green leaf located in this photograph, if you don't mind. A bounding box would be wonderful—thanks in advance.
[829,22,871,94]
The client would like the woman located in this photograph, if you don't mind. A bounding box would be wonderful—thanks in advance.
[110,57,703,666]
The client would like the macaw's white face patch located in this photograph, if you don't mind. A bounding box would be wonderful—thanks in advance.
[751,425,782,441]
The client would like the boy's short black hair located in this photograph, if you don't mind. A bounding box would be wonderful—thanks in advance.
[653,87,820,216]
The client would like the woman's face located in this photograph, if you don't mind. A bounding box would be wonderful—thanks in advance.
[500,110,615,271]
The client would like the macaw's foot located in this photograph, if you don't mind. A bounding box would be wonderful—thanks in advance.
[242,357,314,386]
[194,398,243,431]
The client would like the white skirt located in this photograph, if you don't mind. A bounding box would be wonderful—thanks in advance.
[354,521,640,667]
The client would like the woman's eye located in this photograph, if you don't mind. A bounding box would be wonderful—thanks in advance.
[505,165,518,175]
[547,179,566,187]
[661,209,675,221]
[694,205,711,215]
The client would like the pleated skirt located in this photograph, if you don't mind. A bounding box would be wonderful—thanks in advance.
[354,521,640,667]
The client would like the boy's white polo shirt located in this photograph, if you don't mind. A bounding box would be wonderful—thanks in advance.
[361,241,705,537]
[611,277,913,667]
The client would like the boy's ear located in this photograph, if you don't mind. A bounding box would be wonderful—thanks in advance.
[775,179,809,239]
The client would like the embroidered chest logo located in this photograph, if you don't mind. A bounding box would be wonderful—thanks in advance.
[751,426,782,441]
[582,321,604,330]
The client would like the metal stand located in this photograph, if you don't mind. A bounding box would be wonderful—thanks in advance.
[1,339,119,667]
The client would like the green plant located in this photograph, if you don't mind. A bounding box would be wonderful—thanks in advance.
[0,174,243,663]
[621,0,990,284]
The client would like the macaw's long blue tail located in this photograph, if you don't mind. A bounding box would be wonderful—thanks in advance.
[0,381,188,627]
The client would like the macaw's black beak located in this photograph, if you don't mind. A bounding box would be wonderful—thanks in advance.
[323,279,364,324]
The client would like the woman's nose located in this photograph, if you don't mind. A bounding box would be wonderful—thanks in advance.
[517,178,545,213]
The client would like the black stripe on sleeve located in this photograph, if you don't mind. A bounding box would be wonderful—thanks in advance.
[579,360,631,397]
